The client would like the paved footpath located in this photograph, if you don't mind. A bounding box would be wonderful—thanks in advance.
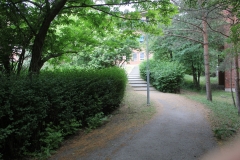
[105,91,217,160]
[51,66,217,160]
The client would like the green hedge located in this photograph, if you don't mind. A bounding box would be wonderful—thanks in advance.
[140,60,185,93]
[0,67,127,159]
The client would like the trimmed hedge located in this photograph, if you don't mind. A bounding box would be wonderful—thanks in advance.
[140,60,185,93]
[0,67,127,159]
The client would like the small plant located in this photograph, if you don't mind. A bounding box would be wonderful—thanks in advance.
[86,112,108,130]
[214,127,236,140]
[27,124,64,159]
[60,119,82,136]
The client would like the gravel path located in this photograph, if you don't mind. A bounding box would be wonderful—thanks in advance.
[128,91,216,160]
[50,66,217,160]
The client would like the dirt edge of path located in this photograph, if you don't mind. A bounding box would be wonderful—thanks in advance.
[49,86,161,159]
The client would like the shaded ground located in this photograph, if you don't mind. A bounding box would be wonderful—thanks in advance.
[50,66,217,160]
[49,85,158,160]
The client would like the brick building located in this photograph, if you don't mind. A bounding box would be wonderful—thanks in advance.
[220,9,239,91]
[127,34,153,65]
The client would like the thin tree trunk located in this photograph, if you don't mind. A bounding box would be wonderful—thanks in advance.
[230,56,236,107]
[192,62,197,86]
[170,52,173,59]
[234,51,240,115]
[2,54,11,75]
[197,66,201,88]
[202,14,212,101]
[17,47,26,75]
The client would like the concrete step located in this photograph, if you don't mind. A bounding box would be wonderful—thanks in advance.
[128,74,140,76]
[133,87,156,91]
[129,83,153,87]
[129,81,147,84]
[128,76,141,79]
[128,78,144,81]
[128,78,142,80]
[128,76,142,78]
[130,84,148,87]
[128,73,155,91]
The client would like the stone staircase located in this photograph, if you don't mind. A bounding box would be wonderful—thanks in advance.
[127,65,155,91]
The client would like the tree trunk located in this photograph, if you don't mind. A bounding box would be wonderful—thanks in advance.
[202,15,212,101]
[234,51,240,115]
[2,54,11,75]
[17,47,26,75]
[169,52,173,59]
[230,57,236,107]
[192,62,199,88]
[197,61,201,88]
[29,0,67,74]
[197,70,200,87]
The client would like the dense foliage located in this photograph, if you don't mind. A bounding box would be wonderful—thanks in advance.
[45,33,140,70]
[0,67,127,159]
[140,60,185,93]
[0,0,177,74]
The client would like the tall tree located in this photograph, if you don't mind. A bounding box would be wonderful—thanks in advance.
[202,6,212,100]
[185,0,240,113]
[229,24,240,115]
[1,0,177,74]
[152,0,224,100]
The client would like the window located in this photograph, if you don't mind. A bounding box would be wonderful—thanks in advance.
[140,52,145,60]
[132,53,137,61]
[139,35,144,43]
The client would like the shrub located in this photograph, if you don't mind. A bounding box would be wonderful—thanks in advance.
[86,112,108,130]
[0,67,127,159]
[140,60,185,93]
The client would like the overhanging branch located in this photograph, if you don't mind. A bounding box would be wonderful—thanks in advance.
[173,18,204,32]
[164,33,204,45]
[42,51,78,62]
[89,6,140,21]
[64,0,152,9]
[164,29,202,33]
[9,0,37,36]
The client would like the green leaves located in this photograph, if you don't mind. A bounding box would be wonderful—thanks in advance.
[229,24,240,45]
[1,0,178,73]
[140,59,185,93]
[0,67,127,159]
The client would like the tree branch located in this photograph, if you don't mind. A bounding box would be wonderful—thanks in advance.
[172,18,204,32]
[45,0,50,13]
[64,0,152,9]
[198,17,229,37]
[89,6,140,21]
[42,51,78,62]
[164,29,202,33]
[9,0,37,36]
[164,33,204,45]
[14,0,43,9]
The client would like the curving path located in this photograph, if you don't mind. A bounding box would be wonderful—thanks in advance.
[50,65,217,160]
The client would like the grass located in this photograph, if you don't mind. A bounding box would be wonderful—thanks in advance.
[182,74,219,91]
[122,85,156,122]
[182,74,240,141]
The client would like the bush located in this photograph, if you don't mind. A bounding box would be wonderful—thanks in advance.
[140,60,185,93]
[0,67,127,159]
